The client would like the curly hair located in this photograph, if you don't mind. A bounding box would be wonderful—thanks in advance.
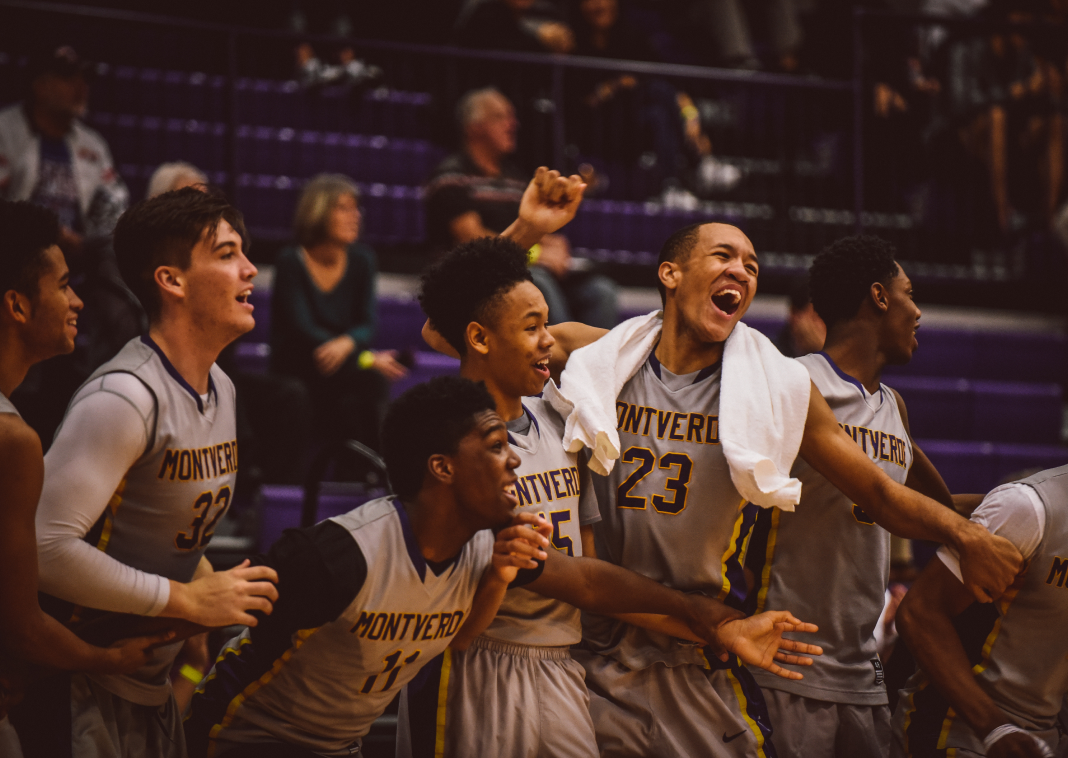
[382,376,498,500]
[113,186,247,323]
[0,200,60,299]
[419,236,533,356]
[808,235,899,331]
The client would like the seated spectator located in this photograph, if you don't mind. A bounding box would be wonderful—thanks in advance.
[426,88,618,327]
[271,174,406,463]
[455,0,575,53]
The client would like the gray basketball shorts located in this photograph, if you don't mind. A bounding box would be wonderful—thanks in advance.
[571,647,776,758]
[397,635,598,758]
[763,688,890,758]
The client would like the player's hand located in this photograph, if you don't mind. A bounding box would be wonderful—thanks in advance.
[518,167,586,238]
[987,730,1054,758]
[956,522,1024,603]
[166,559,279,627]
[314,334,357,377]
[371,350,408,382]
[93,629,177,675]
[491,512,551,585]
[714,611,822,681]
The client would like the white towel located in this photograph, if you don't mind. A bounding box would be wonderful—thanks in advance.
[544,311,812,511]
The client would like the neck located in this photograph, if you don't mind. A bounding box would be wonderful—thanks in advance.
[459,358,525,423]
[30,104,72,140]
[303,241,347,265]
[149,319,227,395]
[403,491,480,563]
[466,142,502,177]
[0,329,35,399]
[656,307,724,375]
[821,322,886,394]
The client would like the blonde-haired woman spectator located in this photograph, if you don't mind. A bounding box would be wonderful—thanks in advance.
[271,174,405,464]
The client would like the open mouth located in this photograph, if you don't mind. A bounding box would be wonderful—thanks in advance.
[236,288,253,309]
[532,357,550,378]
[711,287,743,317]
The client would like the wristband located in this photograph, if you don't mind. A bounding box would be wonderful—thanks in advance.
[357,350,376,370]
[983,724,1053,757]
[179,664,204,686]
[680,104,699,121]
[527,243,542,265]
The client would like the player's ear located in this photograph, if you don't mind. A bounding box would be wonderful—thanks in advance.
[154,265,185,304]
[427,453,454,486]
[2,289,32,324]
[870,282,889,314]
[466,321,491,357]
[658,260,680,297]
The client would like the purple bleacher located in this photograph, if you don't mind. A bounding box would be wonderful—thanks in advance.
[919,440,1067,494]
[389,352,460,399]
[890,376,973,440]
[259,484,382,549]
[233,342,270,375]
[374,296,427,351]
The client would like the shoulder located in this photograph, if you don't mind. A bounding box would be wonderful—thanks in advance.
[0,105,28,133]
[428,153,473,182]
[525,396,567,434]
[209,364,236,399]
[71,120,109,151]
[971,482,1046,560]
[0,412,41,462]
[72,371,156,420]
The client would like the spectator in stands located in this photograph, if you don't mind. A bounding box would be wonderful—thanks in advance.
[774,275,825,357]
[426,88,618,327]
[455,0,576,53]
[146,162,207,199]
[271,174,405,463]
[570,0,741,197]
[0,46,128,259]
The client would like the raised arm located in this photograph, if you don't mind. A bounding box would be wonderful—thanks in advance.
[499,167,586,250]
[798,382,1022,602]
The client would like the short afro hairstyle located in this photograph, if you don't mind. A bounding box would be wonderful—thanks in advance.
[113,186,247,323]
[656,223,704,305]
[419,236,533,355]
[381,375,498,500]
[808,235,899,331]
[0,200,60,299]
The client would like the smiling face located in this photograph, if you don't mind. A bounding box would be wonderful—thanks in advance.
[878,263,921,365]
[450,409,523,529]
[478,281,556,399]
[327,192,361,246]
[22,244,83,359]
[660,223,759,345]
[178,219,258,342]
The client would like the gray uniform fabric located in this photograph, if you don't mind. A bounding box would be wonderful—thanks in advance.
[398,399,601,758]
[748,352,912,756]
[70,674,184,758]
[580,355,775,758]
[763,688,891,758]
[208,498,493,757]
[893,465,1068,756]
[0,394,20,416]
[0,717,22,758]
[50,335,238,707]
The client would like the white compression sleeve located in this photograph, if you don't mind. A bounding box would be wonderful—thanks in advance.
[35,373,170,616]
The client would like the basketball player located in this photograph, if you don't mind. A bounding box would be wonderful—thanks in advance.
[538,222,1021,757]
[743,236,981,757]
[184,376,607,757]
[10,188,280,758]
[405,236,822,758]
[891,463,1068,758]
[0,201,170,741]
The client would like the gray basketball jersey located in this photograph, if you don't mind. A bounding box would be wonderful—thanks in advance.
[483,397,598,647]
[0,394,19,416]
[584,355,752,671]
[748,352,912,705]
[55,335,238,705]
[207,497,493,757]
[898,466,1068,753]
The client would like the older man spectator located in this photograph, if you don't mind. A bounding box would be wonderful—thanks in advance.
[425,87,618,327]
[0,46,127,258]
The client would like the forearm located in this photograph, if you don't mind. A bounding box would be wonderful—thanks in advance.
[867,477,971,547]
[37,537,170,615]
[3,610,112,673]
[450,570,510,651]
[534,554,692,620]
[609,612,703,643]
[499,216,542,250]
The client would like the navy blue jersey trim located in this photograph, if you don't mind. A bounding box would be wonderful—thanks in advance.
[140,333,217,413]
[817,351,883,403]
[648,348,721,386]
[507,404,541,446]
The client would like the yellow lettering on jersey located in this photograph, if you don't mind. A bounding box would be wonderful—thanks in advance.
[350,610,467,641]
[837,423,907,469]
[157,439,239,481]
[514,467,579,507]
[614,402,720,446]
[1046,557,1068,588]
